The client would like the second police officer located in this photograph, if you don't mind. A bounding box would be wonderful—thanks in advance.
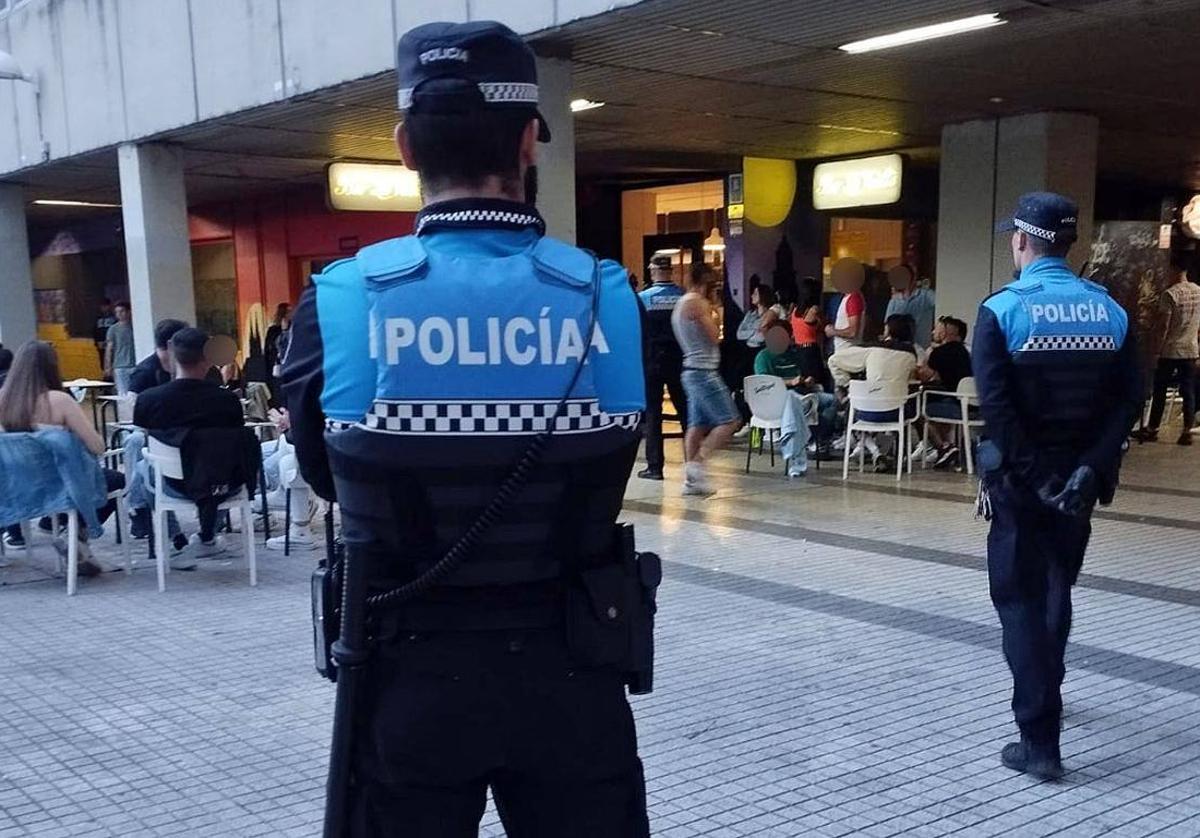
[637,254,687,481]
[283,21,655,837]
[974,192,1142,779]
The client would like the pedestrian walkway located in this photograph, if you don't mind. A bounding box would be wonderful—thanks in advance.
[2,439,1199,836]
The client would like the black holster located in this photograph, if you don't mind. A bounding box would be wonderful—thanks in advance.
[565,523,662,695]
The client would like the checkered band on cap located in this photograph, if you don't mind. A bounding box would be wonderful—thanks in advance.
[325,419,356,433]
[1019,335,1117,352]
[398,81,539,110]
[1014,218,1058,242]
[360,399,641,436]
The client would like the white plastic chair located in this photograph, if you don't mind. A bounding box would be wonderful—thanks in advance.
[143,437,257,592]
[842,381,920,482]
[4,456,131,596]
[743,375,789,472]
[921,377,986,475]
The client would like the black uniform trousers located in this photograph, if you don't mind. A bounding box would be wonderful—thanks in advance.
[643,360,687,472]
[986,478,1091,746]
[349,627,650,838]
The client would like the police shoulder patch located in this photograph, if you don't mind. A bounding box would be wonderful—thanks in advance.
[532,237,594,289]
[356,236,428,283]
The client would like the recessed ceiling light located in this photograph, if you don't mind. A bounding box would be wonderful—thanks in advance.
[32,199,121,208]
[570,98,605,113]
[989,96,1005,104]
[839,13,1006,54]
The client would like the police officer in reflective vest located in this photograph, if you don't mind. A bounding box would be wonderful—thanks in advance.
[974,192,1142,779]
[637,255,687,481]
[282,21,653,836]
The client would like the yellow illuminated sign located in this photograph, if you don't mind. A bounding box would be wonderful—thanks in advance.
[327,161,422,212]
[812,154,903,210]
[727,203,745,220]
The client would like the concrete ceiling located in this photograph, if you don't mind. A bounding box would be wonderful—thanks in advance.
[17,0,1200,221]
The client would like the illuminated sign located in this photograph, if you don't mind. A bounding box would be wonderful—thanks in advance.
[812,154,903,210]
[726,202,745,220]
[327,161,422,212]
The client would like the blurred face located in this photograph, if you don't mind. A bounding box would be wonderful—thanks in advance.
[886,265,912,292]
[831,258,865,294]
[932,320,947,345]
[765,327,790,355]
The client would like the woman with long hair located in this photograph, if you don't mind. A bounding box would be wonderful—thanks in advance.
[0,341,123,576]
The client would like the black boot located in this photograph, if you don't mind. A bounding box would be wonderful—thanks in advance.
[1001,737,1063,780]
[637,467,664,481]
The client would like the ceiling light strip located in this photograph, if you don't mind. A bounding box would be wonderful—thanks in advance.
[839,13,1005,54]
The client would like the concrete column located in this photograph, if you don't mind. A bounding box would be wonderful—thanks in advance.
[0,185,37,350]
[118,143,196,359]
[936,112,1099,337]
[536,57,576,244]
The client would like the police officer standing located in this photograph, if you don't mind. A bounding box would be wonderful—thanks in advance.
[637,255,687,480]
[282,21,653,836]
[974,192,1142,779]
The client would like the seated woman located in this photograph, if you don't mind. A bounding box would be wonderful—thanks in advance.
[0,341,124,577]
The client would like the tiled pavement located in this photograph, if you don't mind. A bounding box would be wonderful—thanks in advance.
[3,434,1200,836]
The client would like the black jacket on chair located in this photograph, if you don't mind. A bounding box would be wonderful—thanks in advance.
[151,426,261,504]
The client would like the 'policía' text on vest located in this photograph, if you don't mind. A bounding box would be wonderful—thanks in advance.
[1029,302,1110,324]
[370,310,611,367]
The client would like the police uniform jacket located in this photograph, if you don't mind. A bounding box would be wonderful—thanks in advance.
[281,198,645,628]
[972,257,1142,499]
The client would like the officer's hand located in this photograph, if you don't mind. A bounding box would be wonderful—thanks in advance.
[1036,477,1066,511]
[1040,466,1098,517]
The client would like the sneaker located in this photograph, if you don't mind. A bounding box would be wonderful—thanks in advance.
[2,531,25,549]
[910,440,930,461]
[1177,432,1193,447]
[787,465,808,479]
[682,463,715,497]
[1000,739,1064,780]
[169,555,198,571]
[848,441,864,461]
[266,525,316,551]
[129,508,151,540]
[1136,428,1159,443]
[922,446,942,465]
[187,534,229,559]
[934,446,960,469]
[732,425,752,440]
[53,538,104,577]
[637,467,664,481]
[830,436,847,452]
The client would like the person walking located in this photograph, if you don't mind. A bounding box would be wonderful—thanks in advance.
[1142,257,1200,445]
[281,21,653,837]
[104,301,136,395]
[672,263,741,495]
[974,192,1141,779]
[637,254,687,480]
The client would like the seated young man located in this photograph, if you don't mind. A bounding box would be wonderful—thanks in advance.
[259,408,316,551]
[133,327,245,564]
[754,323,839,443]
[916,316,975,467]
[829,314,920,470]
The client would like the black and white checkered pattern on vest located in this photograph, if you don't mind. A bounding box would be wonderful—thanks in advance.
[1019,335,1118,352]
[361,399,641,435]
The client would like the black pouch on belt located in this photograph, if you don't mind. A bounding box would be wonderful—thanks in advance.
[566,562,635,669]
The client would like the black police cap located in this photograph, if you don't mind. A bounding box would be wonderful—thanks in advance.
[996,191,1079,244]
[396,20,551,142]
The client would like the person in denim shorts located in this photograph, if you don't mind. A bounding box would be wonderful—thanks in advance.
[671,265,741,495]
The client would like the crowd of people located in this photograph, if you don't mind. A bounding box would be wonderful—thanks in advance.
[0,300,313,581]
[635,253,984,485]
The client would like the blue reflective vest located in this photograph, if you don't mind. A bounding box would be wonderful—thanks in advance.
[973,257,1139,491]
[304,209,644,603]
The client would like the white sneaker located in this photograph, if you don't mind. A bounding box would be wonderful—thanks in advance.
[682,463,715,497]
[923,446,942,465]
[911,440,930,461]
[732,425,752,440]
[187,533,228,559]
[266,525,316,551]
[848,441,864,461]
